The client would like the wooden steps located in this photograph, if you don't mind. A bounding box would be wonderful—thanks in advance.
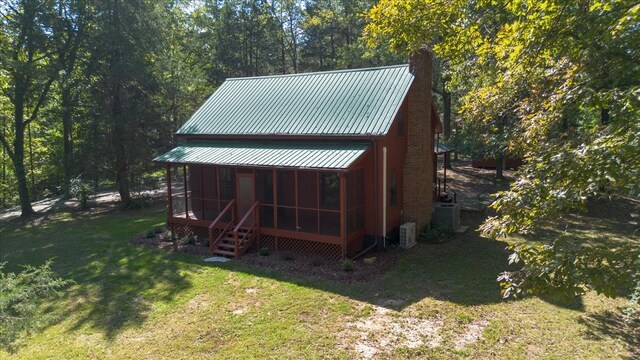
[211,227,257,259]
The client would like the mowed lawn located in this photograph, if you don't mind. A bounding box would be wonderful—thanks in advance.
[0,204,636,359]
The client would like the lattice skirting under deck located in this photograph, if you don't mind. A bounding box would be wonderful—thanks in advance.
[170,223,209,243]
[258,234,342,261]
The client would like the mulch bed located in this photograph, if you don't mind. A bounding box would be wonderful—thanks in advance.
[130,228,403,283]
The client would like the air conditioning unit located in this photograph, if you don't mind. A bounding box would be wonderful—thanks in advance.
[432,202,461,229]
[399,222,416,249]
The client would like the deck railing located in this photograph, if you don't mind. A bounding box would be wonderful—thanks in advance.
[208,199,236,253]
[232,201,260,258]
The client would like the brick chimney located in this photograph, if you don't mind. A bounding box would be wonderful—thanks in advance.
[402,45,434,231]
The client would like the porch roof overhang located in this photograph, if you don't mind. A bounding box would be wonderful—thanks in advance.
[153,140,370,171]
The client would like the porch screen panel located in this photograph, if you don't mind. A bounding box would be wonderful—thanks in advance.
[201,166,218,220]
[320,172,340,209]
[171,165,186,216]
[277,170,295,206]
[319,211,340,236]
[296,171,319,234]
[298,209,318,233]
[319,171,341,236]
[219,167,235,222]
[277,206,296,230]
[188,165,203,219]
[256,170,274,228]
[276,170,296,230]
[297,171,318,208]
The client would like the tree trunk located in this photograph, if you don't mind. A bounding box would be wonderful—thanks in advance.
[443,90,452,141]
[13,102,34,216]
[443,88,452,169]
[600,107,609,126]
[62,87,74,195]
[496,153,504,180]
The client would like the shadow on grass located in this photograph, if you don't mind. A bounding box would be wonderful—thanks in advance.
[67,245,192,340]
[1,205,193,341]
[579,310,640,360]
[200,210,586,312]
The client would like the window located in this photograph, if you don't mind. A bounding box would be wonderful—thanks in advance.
[389,172,398,206]
[397,113,405,136]
[320,172,339,209]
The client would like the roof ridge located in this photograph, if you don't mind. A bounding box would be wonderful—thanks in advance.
[225,64,409,81]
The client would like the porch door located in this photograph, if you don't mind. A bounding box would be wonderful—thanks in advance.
[236,172,255,221]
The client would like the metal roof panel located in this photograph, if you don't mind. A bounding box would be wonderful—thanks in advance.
[153,141,370,170]
[176,65,414,136]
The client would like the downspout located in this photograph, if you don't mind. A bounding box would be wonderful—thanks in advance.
[352,138,378,260]
[382,146,387,248]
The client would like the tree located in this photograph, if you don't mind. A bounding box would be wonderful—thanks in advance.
[52,0,90,195]
[0,0,61,216]
[367,0,640,299]
[82,0,168,206]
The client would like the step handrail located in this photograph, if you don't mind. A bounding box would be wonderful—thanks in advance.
[233,201,260,258]
[208,199,236,252]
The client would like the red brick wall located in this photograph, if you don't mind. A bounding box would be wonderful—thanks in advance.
[402,46,434,231]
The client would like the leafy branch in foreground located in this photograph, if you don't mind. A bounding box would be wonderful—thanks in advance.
[0,261,73,351]
[498,239,639,300]
[367,0,640,301]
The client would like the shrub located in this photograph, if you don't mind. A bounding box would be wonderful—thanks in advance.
[0,261,73,351]
[177,234,196,246]
[259,247,271,256]
[69,177,91,210]
[160,230,173,241]
[146,230,155,239]
[419,223,454,244]
[341,259,355,272]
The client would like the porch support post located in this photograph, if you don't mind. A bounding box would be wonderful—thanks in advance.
[166,164,172,222]
[183,164,189,220]
[340,172,347,259]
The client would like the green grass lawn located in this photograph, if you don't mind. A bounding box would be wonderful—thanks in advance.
[0,205,636,359]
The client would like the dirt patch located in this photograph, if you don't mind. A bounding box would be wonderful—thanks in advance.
[339,305,443,359]
[454,318,489,350]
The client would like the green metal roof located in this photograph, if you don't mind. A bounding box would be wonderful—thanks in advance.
[153,141,370,170]
[176,64,413,137]
[434,142,454,154]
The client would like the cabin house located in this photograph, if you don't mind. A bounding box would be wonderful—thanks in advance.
[153,47,441,260]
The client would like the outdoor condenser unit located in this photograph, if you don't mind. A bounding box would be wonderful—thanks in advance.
[399,222,417,249]
[432,202,461,229]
